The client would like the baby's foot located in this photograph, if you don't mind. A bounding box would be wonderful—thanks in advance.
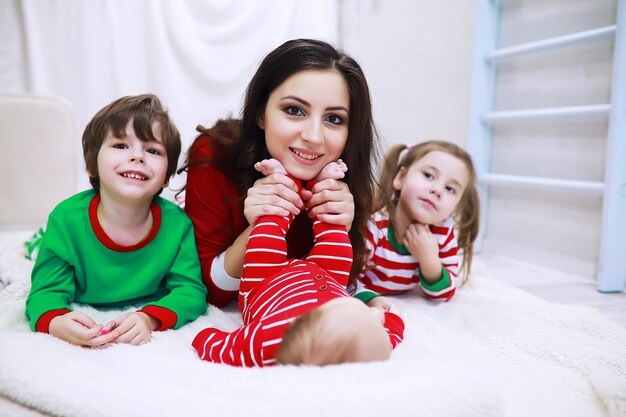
[254,158,287,176]
[315,159,348,181]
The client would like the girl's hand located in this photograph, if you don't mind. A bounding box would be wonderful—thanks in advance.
[304,179,354,230]
[403,223,438,259]
[404,223,442,283]
[244,173,303,225]
[49,311,117,347]
[103,312,159,346]
[366,296,402,318]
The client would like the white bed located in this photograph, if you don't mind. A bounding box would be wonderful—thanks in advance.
[0,229,625,417]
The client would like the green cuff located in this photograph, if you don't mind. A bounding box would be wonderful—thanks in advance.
[353,291,380,304]
[419,267,451,292]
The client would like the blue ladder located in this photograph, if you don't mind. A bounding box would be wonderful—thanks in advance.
[467,0,626,292]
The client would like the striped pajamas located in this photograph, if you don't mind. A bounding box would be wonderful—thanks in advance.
[193,190,404,367]
[356,210,460,301]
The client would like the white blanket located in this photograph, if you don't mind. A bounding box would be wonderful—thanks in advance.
[1,231,625,417]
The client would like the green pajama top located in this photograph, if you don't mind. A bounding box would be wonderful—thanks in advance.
[26,189,207,332]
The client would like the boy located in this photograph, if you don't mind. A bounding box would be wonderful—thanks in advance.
[192,159,404,366]
[26,94,207,347]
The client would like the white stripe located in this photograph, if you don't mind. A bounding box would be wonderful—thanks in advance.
[327,269,350,276]
[254,221,283,228]
[313,242,352,247]
[364,270,417,291]
[263,317,292,329]
[200,332,217,359]
[208,339,223,360]
[376,246,417,265]
[249,324,260,367]
[372,263,417,279]
[247,272,310,315]
[308,255,352,262]
[261,338,282,347]
[249,234,284,241]
[241,277,264,282]
[264,298,318,319]
[257,285,318,319]
[244,261,289,268]
[254,287,317,321]
[246,248,287,255]
[219,333,232,361]
[316,229,348,238]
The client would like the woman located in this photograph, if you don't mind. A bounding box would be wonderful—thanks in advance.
[182,38,380,307]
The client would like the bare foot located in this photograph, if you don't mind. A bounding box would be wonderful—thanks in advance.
[254,158,287,176]
[315,159,347,181]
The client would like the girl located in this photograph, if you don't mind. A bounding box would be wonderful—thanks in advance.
[355,140,480,304]
[182,39,380,307]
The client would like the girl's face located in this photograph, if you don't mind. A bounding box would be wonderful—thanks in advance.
[259,69,350,180]
[393,150,469,225]
[96,120,169,204]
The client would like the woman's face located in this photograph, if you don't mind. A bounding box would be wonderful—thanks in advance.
[259,69,350,181]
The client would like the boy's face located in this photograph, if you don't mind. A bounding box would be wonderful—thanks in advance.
[96,120,168,203]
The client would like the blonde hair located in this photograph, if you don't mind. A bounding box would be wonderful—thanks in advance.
[276,306,368,365]
[276,308,323,365]
[374,140,480,284]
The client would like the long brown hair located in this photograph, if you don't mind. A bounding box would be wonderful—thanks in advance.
[374,141,480,284]
[180,39,381,282]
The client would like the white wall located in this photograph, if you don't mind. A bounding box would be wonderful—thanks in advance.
[340,0,475,150]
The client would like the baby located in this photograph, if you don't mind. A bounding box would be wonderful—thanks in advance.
[192,159,404,366]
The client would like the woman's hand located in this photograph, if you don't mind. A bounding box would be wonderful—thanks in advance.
[304,179,354,230]
[244,173,303,225]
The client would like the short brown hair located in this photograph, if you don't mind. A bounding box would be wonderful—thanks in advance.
[82,94,181,190]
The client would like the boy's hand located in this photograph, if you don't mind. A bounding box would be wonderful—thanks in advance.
[103,312,159,345]
[49,311,117,347]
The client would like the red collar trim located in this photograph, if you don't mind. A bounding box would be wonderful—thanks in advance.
[89,194,162,252]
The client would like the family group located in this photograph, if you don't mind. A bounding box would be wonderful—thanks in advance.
[25,39,479,367]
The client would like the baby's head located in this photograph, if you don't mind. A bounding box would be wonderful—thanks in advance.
[82,94,181,193]
[276,297,391,366]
